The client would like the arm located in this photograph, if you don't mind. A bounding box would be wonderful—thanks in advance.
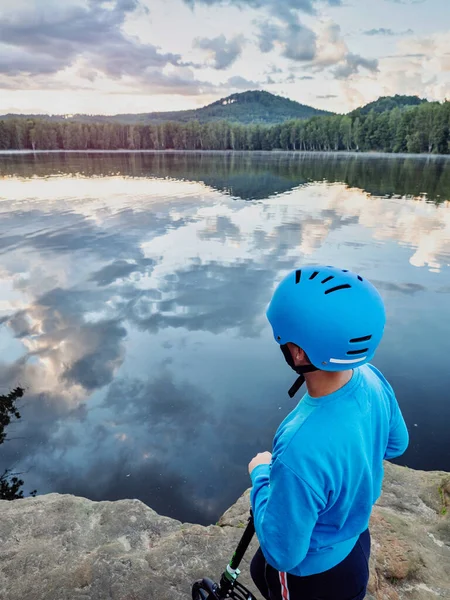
[250,458,325,573]
[384,394,409,460]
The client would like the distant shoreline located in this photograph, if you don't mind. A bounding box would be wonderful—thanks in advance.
[0,149,449,159]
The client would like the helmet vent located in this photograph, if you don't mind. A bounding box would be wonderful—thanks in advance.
[325,284,351,295]
[309,271,319,280]
[321,276,334,284]
[295,269,302,284]
[358,276,363,282]
[347,348,369,355]
[350,335,372,343]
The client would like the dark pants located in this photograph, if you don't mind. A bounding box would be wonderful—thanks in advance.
[250,529,370,600]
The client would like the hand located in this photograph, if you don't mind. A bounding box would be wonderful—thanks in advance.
[248,451,272,475]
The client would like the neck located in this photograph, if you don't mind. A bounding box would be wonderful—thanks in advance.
[304,369,353,398]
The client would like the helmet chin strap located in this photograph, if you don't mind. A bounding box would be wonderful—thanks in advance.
[280,344,319,398]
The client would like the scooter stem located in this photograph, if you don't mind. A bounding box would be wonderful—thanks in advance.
[229,512,255,571]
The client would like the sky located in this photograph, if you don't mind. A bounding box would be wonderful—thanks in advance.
[0,0,449,115]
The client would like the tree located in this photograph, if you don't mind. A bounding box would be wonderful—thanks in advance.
[280,124,290,150]
[352,117,362,151]
[0,100,449,154]
[428,103,448,154]
[9,119,27,150]
[340,116,352,151]
[0,120,9,149]
[0,388,37,500]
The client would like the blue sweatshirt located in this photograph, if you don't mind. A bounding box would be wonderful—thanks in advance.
[250,364,409,576]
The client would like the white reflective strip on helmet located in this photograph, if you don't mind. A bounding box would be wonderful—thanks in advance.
[329,356,367,364]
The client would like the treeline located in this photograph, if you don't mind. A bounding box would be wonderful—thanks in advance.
[1,101,449,154]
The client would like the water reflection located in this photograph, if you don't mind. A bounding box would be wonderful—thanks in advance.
[1,151,450,202]
[0,153,449,524]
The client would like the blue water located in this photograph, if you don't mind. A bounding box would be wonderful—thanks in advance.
[0,152,449,524]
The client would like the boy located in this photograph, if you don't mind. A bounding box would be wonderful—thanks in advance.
[249,265,409,600]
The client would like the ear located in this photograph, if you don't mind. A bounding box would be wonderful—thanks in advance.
[295,346,305,363]
[298,347,312,365]
[286,343,307,366]
[287,342,311,367]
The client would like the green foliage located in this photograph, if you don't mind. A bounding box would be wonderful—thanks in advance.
[0,387,37,500]
[0,387,23,445]
[352,95,427,117]
[0,469,37,500]
[2,91,332,126]
[0,99,449,154]
[144,90,333,125]
[438,484,448,516]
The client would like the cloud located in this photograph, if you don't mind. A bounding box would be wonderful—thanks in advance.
[310,22,378,81]
[306,22,347,69]
[0,46,68,77]
[257,20,317,61]
[347,31,450,106]
[132,66,217,95]
[4,286,129,394]
[364,28,396,36]
[102,371,211,433]
[126,259,278,338]
[385,53,426,59]
[47,451,220,524]
[194,34,246,70]
[61,323,127,391]
[2,156,450,522]
[363,28,414,36]
[197,215,241,243]
[267,64,283,74]
[0,0,191,92]
[90,258,156,286]
[334,53,379,79]
[370,281,426,295]
[262,21,378,81]
[0,365,225,524]
[226,75,261,89]
[398,32,450,74]
[0,0,258,97]
[317,94,338,98]
[0,72,95,92]
[184,0,342,19]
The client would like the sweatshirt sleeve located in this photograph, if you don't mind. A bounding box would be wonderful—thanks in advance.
[384,394,409,460]
[250,457,325,573]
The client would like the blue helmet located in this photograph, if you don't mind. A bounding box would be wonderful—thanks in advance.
[267,266,386,371]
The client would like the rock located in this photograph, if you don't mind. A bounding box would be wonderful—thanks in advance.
[0,462,449,600]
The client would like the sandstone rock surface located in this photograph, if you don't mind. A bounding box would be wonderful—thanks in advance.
[0,462,449,600]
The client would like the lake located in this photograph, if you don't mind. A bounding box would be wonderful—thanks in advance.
[0,151,449,525]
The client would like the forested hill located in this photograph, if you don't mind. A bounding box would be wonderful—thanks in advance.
[110,91,333,124]
[1,96,449,155]
[2,91,332,126]
[352,95,427,116]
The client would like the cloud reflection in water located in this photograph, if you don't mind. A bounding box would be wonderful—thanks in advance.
[0,152,449,523]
